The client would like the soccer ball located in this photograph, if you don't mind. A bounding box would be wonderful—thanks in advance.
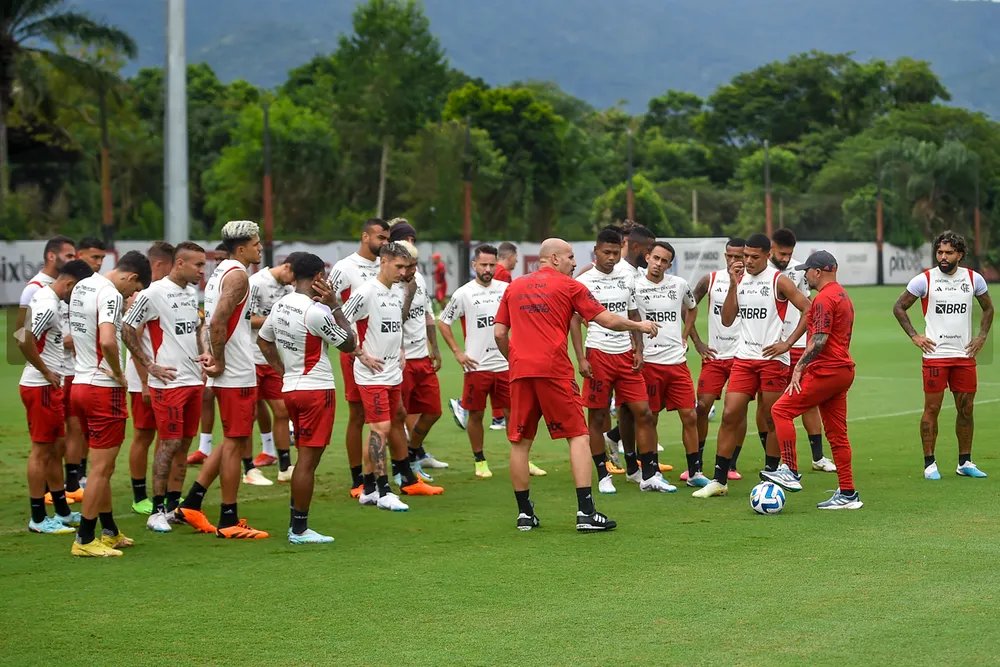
[749,482,785,515]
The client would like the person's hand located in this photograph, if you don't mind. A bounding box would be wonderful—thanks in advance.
[43,369,61,388]
[638,320,659,338]
[203,359,225,378]
[147,363,178,384]
[358,351,384,373]
[728,260,745,284]
[632,350,644,374]
[455,351,479,372]
[911,334,936,354]
[311,276,337,307]
[966,335,986,358]
[786,366,804,395]
[695,340,717,361]
[763,340,791,358]
[430,349,442,372]
[141,383,152,405]
[578,358,593,379]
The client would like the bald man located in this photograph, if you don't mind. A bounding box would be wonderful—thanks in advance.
[494,238,658,532]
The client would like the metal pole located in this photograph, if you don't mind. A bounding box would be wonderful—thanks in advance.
[691,189,698,227]
[876,166,885,285]
[460,117,472,286]
[626,128,635,221]
[974,171,982,271]
[262,100,274,267]
[763,140,773,237]
[98,86,114,248]
[164,0,189,244]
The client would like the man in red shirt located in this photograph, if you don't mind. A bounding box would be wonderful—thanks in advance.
[493,242,517,284]
[770,251,862,509]
[494,238,658,532]
[432,252,447,309]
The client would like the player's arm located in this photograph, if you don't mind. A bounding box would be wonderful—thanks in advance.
[99,322,126,387]
[401,280,418,322]
[892,286,936,354]
[968,291,994,358]
[683,303,698,342]
[122,297,178,384]
[569,313,592,378]
[720,265,741,327]
[494,321,510,360]
[425,310,442,371]
[256,313,285,375]
[591,310,657,337]
[787,333,829,394]
[204,270,248,377]
[437,295,478,371]
[772,274,811,349]
[18,309,60,387]
[628,308,644,372]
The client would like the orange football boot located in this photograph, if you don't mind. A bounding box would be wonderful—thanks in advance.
[216,519,269,539]
[176,507,216,534]
[400,479,444,496]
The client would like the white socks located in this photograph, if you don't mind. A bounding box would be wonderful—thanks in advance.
[198,433,213,456]
[261,432,277,457]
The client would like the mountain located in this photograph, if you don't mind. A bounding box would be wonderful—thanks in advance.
[72,0,1000,116]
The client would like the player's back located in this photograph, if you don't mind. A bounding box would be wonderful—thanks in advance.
[267,291,344,391]
[70,273,123,386]
[204,259,256,388]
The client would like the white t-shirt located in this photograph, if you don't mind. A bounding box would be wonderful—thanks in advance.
[20,285,67,386]
[70,273,125,387]
[250,268,292,365]
[203,259,257,389]
[705,270,740,360]
[734,266,789,365]
[906,267,988,361]
[779,258,810,349]
[20,271,55,307]
[342,278,404,387]
[439,279,509,373]
[577,265,637,355]
[634,273,696,366]
[258,292,352,392]
[122,277,203,388]
[329,252,380,302]
[398,271,431,360]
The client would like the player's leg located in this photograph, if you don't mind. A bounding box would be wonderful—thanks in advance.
[346,401,365,494]
[754,397,769,451]
[815,372,863,509]
[693,390,752,497]
[210,388,267,537]
[508,378,542,529]
[656,363,700,487]
[920,388,945,479]
[254,398,276,465]
[28,439,73,534]
[695,393,716,465]
[395,389,443,496]
[287,388,336,543]
[267,398,293,480]
[624,399,665,485]
[189,385,215,464]
[44,436,78,527]
[588,406,615,493]
[468,409,489,475]
[128,392,156,515]
[148,436,183,532]
[289,445,327,541]
[800,407,834,471]
[464,371,490,475]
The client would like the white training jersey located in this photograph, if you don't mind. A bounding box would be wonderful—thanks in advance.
[398,271,431,360]
[70,273,124,387]
[779,258,810,349]
[122,277,203,388]
[706,270,740,360]
[329,252,380,303]
[258,292,352,392]
[734,266,790,365]
[20,285,67,386]
[342,278,404,387]
[634,273,696,366]
[615,258,642,279]
[439,279,509,373]
[20,271,54,308]
[203,259,257,389]
[906,267,988,361]
[577,265,637,355]
[250,268,292,365]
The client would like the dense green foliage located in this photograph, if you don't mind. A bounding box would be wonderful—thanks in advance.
[5,0,1000,256]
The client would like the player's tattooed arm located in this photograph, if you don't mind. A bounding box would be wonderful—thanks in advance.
[968,292,994,357]
[693,274,710,304]
[123,322,178,385]
[205,270,249,376]
[787,333,828,394]
[401,280,418,321]
[426,311,443,371]
[893,291,935,353]
[256,338,285,376]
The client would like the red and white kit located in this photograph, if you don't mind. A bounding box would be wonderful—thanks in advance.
[251,267,292,401]
[697,269,740,396]
[398,271,442,416]
[342,278,405,424]
[20,285,69,443]
[329,253,380,403]
[439,278,511,412]
[728,265,790,396]
[634,272,697,412]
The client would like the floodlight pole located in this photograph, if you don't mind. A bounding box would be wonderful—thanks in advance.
[626,128,635,221]
[460,117,473,286]
[262,100,274,267]
[764,139,773,237]
[876,164,885,285]
[164,0,189,244]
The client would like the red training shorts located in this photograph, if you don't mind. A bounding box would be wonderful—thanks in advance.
[62,375,74,419]
[130,391,157,431]
[359,384,403,425]
[71,384,127,449]
[462,370,511,412]
[214,386,258,438]
[284,389,336,448]
[150,385,203,439]
[642,363,696,413]
[728,359,791,396]
[402,357,442,416]
[20,384,66,444]
[255,363,284,402]
[922,359,977,394]
[339,352,361,403]
[508,377,588,443]
[583,348,647,409]
[697,358,734,397]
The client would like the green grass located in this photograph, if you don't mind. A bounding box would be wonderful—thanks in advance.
[1,286,998,666]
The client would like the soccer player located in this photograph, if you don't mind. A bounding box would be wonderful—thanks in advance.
[487,242,518,430]
[257,253,357,543]
[692,233,811,498]
[76,237,108,272]
[123,242,209,532]
[635,241,712,488]
[19,259,93,534]
[176,221,269,539]
[572,227,672,495]
[16,236,76,337]
[690,238,745,481]
[248,253,305,484]
[69,251,151,557]
[765,228,835,472]
[494,238,658,532]
[328,218,391,496]
[124,241,175,515]
[892,230,994,480]
[772,251,863,509]
[431,251,447,309]
[393,240,446,482]
[189,242,231,465]
[438,244,530,478]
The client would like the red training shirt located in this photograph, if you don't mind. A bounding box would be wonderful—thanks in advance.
[806,281,855,371]
[495,266,606,381]
[494,263,512,283]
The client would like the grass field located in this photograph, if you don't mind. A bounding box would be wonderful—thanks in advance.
[1,285,998,666]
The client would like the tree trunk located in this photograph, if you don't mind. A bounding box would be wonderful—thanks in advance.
[376,137,390,219]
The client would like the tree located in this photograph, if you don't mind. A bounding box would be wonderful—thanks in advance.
[0,1,136,199]
[330,0,450,218]
[641,90,703,140]
[592,173,681,236]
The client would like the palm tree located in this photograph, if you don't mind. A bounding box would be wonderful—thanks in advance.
[0,0,136,199]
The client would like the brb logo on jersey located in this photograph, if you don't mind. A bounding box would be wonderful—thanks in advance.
[381,320,402,333]
[476,315,495,329]
[174,321,198,335]
[649,311,677,322]
[739,307,769,319]
[935,302,968,315]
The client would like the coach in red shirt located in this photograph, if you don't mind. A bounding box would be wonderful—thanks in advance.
[494,238,658,532]
[771,251,862,510]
